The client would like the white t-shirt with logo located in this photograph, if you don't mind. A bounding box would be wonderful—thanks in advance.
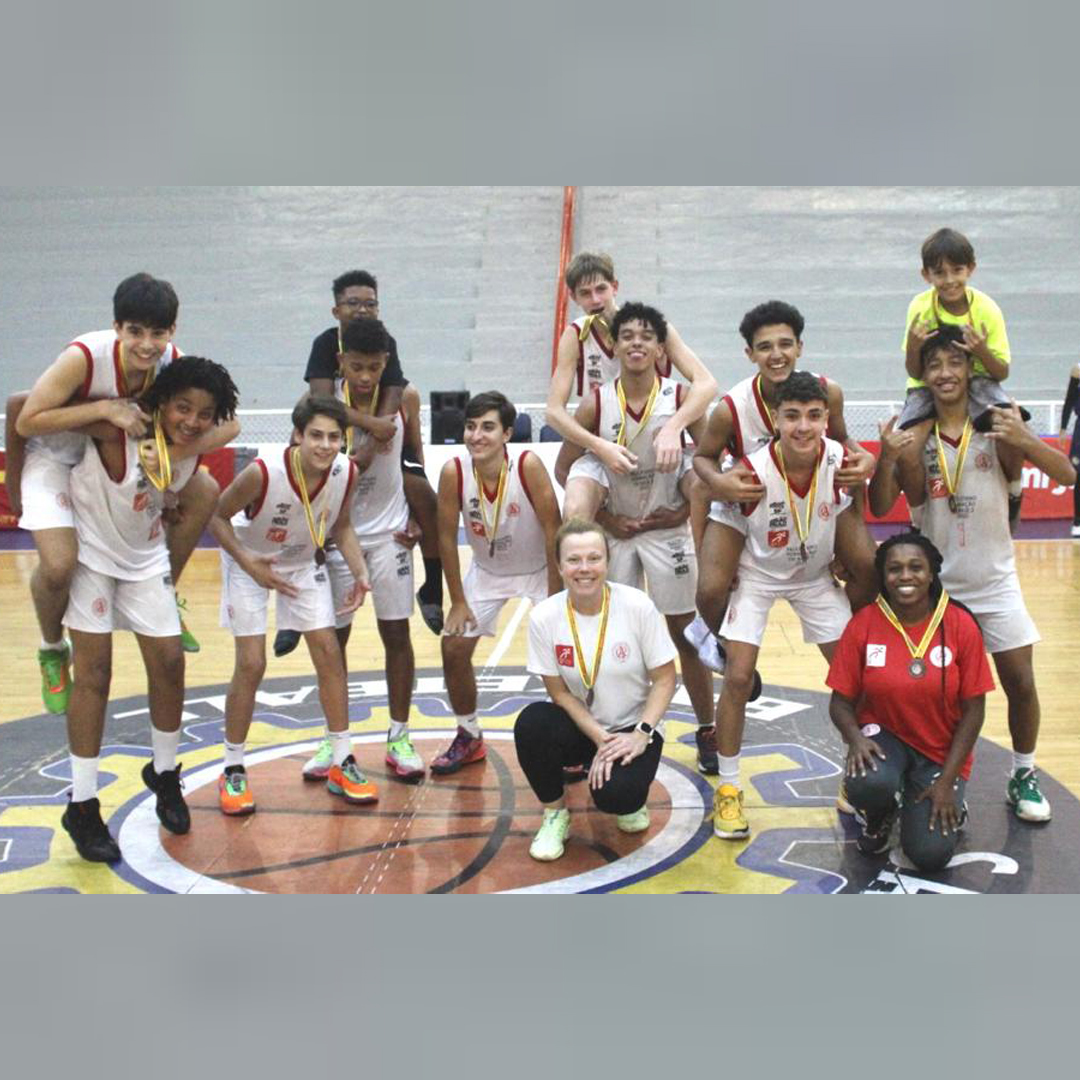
[527,581,676,736]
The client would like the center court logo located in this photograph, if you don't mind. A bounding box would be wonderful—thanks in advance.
[1,669,1078,894]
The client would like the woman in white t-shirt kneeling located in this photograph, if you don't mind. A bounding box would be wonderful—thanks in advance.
[517,518,678,861]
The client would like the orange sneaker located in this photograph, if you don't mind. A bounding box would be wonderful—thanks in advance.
[327,756,379,804]
[218,768,255,816]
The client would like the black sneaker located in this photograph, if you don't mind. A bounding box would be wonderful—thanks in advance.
[61,796,122,863]
[142,761,191,835]
[416,590,444,635]
[856,809,896,856]
[695,726,720,775]
[274,629,301,657]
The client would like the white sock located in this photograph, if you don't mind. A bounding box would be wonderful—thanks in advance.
[224,741,246,768]
[41,638,66,652]
[1012,751,1036,774]
[718,753,741,786]
[1007,480,1023,497]
[70,754,99,802]
[151,728,180,774]
[457,713,481,738]
[330,730,352,766]
[388,719,409,742]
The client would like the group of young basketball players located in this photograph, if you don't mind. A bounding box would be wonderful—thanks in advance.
[4,225,1074,871]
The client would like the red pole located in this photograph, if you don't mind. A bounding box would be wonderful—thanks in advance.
[550,186,577,374]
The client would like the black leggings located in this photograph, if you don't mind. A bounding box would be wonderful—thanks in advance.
[514,701,663,815]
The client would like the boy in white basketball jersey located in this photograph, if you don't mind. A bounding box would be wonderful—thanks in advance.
[871,325,1076,823]
[433,392,562,773]
[554,303,720,775]
[544,252,718,520]
[59,357,239,863]
[210,398,373,815]
[710,372,873,840]
[7,274,238,714]
[309,318,426,782]
[691,301,877,664]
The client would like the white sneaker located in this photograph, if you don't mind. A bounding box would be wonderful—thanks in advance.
[1071,523,1080,538]
[529,807,570,861]
[616,806,650,834]
[1007,768,1052,823]
[302,736,334,780]
[682,615,726,674]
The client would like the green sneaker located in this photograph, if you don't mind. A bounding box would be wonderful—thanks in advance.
[386,732,425,781]
[1007,768,1052,823]
[616,806,651,834]
[175,594,200,653]
[302,736,334,781]
[38,644,72,715]
[529,807,570,861]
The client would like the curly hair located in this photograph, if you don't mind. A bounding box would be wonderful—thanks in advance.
[141,356,238,423]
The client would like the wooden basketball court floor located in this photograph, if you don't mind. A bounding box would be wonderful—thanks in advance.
[1,537,1079,894]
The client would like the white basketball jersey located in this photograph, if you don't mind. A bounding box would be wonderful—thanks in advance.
[592,376,686,517]
[732,436,851,585]
[910,428,1016,606]
[348,411,409,538]
[241,449,355,570]
[720,373,829,458]
[29,330,180,466]
[456,449,548,577]
[71,435,197,580]
[571,315,672,395]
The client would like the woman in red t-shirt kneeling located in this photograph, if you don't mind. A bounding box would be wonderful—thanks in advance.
[826,531,995,872]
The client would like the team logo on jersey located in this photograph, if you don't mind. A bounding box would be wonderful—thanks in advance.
[92,597,108,616]
[266,527,287,543]
[149,519,162,541]
[866,644,886,667]
[506,502,520,517]
[555,645,575,667]
[767,529,789,548]
[818,504,831,520]
[612,643,630,662]
[975,452,992,472]
[929,645,955,668]
[56,492,71,509]
[133,492,149,513]
[470,521,486,538]
[929,477,949,499]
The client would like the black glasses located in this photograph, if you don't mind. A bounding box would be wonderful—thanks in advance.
[339,298,379,310]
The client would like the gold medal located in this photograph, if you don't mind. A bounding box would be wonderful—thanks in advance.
[753,374,777,436]
[578,313,610,343]
[291,446,328,565]
[474,455,508,559]
[566,585,610,709]
[614,376,660,448]
[876,591,950,678]
[934,418,972,515]
[137,411,173,493]
[776,443,821,563]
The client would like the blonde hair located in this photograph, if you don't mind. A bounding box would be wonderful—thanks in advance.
[554,516,610,561]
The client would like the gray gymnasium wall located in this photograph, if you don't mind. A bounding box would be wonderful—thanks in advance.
[2,186,1077,413]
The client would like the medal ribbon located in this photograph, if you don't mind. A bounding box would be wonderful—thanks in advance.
[875,590,950,661]
[474,455,508,554]
[933,418,973,505]
[339,377,379,457]
[775,442,821,552]
[137,411,172,492]
[615,376,660,448]
[118,340,156,397]
[578,313,609,343]
[565,584,610,699]
[291,446,327,555]
[753,375,776,435]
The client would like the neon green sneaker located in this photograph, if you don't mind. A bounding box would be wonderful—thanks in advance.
[38,644,72,715]
[1007,768,1052,823]
[616,806,651,834]
[529,807,570,861]
[175,594,200,653]
[386,732,425,781]
[302,736,334,781]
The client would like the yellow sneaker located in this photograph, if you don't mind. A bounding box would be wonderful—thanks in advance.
[713,783,749,840]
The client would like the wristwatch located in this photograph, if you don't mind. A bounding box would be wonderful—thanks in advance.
[635,720,655,742]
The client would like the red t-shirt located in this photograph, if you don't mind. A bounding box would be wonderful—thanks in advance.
[826,600,995,779]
